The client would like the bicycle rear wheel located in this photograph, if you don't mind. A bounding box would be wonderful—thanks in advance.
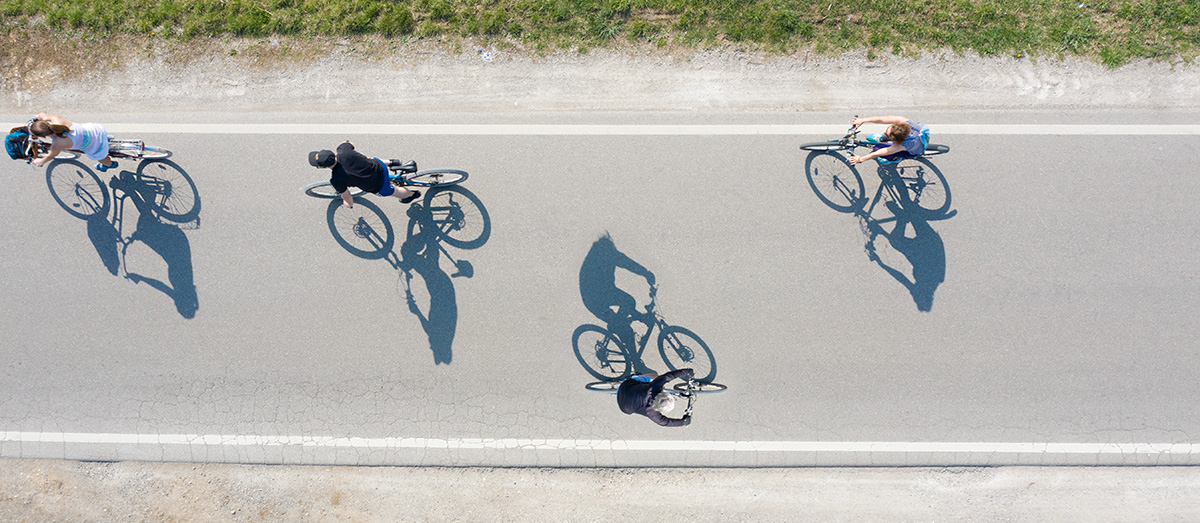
[403,168,468,187]
[304,181,366,199]
[584,381,623,393]
[572,325,631,381]
[893,158,951,215]
[673,382,728,394]
[923,143,950,156]
[805,152,864,213]
[422,186,490,250]
[799,141,846,152]
[658,326,716,383]
[137,160,199,222]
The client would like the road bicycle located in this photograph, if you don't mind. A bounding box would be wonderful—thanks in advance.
[16,119,172,164]
[326,185,491,259]
[573,285,716,383]
[45,159,199,223]
[584,378,727,395]
[800,117,951,217]
[303,160,469,198]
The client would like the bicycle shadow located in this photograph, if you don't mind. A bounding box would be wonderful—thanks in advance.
[46,159,202,318]
[803,152,954,312]
[324,185,491,365]
[574,233,717,382]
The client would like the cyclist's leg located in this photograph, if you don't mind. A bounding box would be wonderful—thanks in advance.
[376,158,419,201]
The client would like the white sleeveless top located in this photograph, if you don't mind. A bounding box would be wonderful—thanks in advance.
[64,123,110,161]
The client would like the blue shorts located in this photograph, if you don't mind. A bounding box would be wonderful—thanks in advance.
[375,158,398,196]
[630,375,653,383]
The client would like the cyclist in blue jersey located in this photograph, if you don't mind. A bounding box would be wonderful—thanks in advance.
[848,115,930,165]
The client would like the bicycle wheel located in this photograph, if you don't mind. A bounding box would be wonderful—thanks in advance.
[109,140,172,160]
[140,146,173,159]
[403,168,468,187]
[137,160,199,222]
[421,186,490,250]
[572,325,631,381]
[805,152,864,213]
[657,326,716,384]
[584,381,623,393]
[45,161,110,219]
[893,158,951,215]
[799,141,846,152]
[304,181,366,199]
[923,143,950,156]
[673,382,728,394]
[327,198,395,260]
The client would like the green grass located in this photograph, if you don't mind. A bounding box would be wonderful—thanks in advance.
[2,0,1197,65]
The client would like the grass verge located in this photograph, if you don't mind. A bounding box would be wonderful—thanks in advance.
[1,0,1197,66]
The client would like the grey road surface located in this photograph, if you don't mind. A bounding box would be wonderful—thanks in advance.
[1,112,1198,466]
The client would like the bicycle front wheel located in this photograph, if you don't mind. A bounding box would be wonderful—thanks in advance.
[799,141,846,152]
[572,325,631,381]
[404,168,468,187]
[673,382,728,394]
[657,326,716,384]
[805,152,864,213]
[894,158,951,215]
[304,181,366,199]
[584,381,623,393]
[46,161,110,219]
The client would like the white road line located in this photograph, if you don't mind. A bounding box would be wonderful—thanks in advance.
[2,432,1196,454]
[99,123,1200,135]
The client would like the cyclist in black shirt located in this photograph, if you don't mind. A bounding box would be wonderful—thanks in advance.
[309,142,420,208]
[617,368,694,427]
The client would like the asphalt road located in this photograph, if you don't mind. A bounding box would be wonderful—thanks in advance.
[1,112,1198,466]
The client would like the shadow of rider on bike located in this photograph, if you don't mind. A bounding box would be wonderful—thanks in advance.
[579,233,657,375]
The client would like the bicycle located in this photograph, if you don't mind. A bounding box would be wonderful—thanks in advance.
[16,119,172,164]
[573,285,716,383]
[303,160,469,199]
[45,158,199,223]
[800,117,951,217]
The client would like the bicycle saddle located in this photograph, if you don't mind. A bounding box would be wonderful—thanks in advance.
[389,160,418,173]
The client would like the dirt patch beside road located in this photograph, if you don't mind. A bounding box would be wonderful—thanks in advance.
[3,459,1199,521]
[3,35,1199,114]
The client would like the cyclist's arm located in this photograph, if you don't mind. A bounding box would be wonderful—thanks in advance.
[851,143,905,164]
[30,137,66,166]
[339,189,355,208]
[646,409,690,427]
[854,115,908,127]
[649,368,694,391]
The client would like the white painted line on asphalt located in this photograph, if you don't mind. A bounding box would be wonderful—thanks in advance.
[2,432,1196,454]
[101,123,1200,136]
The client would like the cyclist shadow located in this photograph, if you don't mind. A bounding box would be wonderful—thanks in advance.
[805,153,954,312]
[573,233,717,383]
[324,185,491,365]
[47,159,202,318]
[860,201,947,312]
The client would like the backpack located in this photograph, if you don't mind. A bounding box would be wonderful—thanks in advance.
[5,128,30,160]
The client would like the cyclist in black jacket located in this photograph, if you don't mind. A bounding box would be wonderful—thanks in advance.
[617,368,694,427]
[309,141,420,208]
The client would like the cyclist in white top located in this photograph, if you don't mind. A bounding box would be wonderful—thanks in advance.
[27,114,117,171]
